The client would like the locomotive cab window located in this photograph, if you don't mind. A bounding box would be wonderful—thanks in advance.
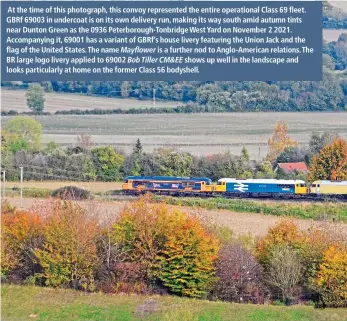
[278,184,294,188]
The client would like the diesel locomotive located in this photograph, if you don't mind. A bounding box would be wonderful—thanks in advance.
[122,176,347,199]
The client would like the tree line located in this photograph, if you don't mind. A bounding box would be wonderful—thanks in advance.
[323,1,347,29]
[2,116,347,183]
[2,196,347,307]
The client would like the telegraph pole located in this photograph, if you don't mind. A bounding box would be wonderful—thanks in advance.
[20,167,23,207]
[2,170,5,200]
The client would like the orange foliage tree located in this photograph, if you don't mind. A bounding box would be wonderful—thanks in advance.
[34,201,100,290]
[315,245,347,307]
[266,121,298,162]
[256,219,304,266]
[113,195,220,298]
[1,202,43,278]
[308,138,347,181]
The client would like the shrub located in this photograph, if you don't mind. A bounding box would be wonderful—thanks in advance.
[212,242,267,304]
[314,245,347,307]
[34,201,100,290]
[51,186,91,200]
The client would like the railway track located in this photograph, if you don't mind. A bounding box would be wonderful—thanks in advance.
[105,191,347,203]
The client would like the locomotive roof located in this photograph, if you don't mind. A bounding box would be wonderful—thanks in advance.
[312,180,347,186]
[218,178,306,184]
[125,176,212,182]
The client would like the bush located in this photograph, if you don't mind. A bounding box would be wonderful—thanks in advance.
[212,242,267,304]
[314,245,347,308]
[51,186,91,200]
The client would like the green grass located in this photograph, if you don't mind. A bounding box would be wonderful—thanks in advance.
[160,197,347,222]
[2,285,347,321]
[6,187,53,198]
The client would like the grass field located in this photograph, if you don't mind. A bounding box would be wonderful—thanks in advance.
[5,181,123,193]
[2,284,347,321]
[0,88,180,113]
[2,112,346,158]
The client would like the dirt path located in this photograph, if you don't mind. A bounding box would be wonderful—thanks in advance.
[5,197,346,238]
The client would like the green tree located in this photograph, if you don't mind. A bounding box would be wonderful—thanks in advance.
[26,83,45,113]
[153,148,193,177]
[133,138,143,155]
[3,116,42,151]
[91,146,124,181]
[45,141,58,153]
[256,161,275,178]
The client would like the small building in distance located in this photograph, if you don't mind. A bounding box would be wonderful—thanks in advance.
[275,162,309,174]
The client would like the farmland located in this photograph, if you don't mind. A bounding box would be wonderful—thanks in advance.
[323,28,346,41]
[6,197,347,238]
[5,181,123,193]
[2,112,347,158]
[0,88,180,113]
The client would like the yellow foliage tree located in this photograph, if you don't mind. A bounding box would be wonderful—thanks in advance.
[34,201,100,290]
[315,245,347,307]
[267,121,298,162]
[308,138,347,181]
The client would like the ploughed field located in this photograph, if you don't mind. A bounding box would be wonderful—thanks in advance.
[2,112,347,158]
[0,88,180,112]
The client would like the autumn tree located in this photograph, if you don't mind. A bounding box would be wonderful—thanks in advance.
[1,204,43,279]
[308,138,347,181]
[34,201,100,290]
[155,215,219,298]
[314,245,347,308]
[213,243,266,304]
[267,121,298,162]
[112,195,219,298]
[26,83,45,113]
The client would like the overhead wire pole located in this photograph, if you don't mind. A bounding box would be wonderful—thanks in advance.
[20,167,23,207]
[2,171,5,200]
